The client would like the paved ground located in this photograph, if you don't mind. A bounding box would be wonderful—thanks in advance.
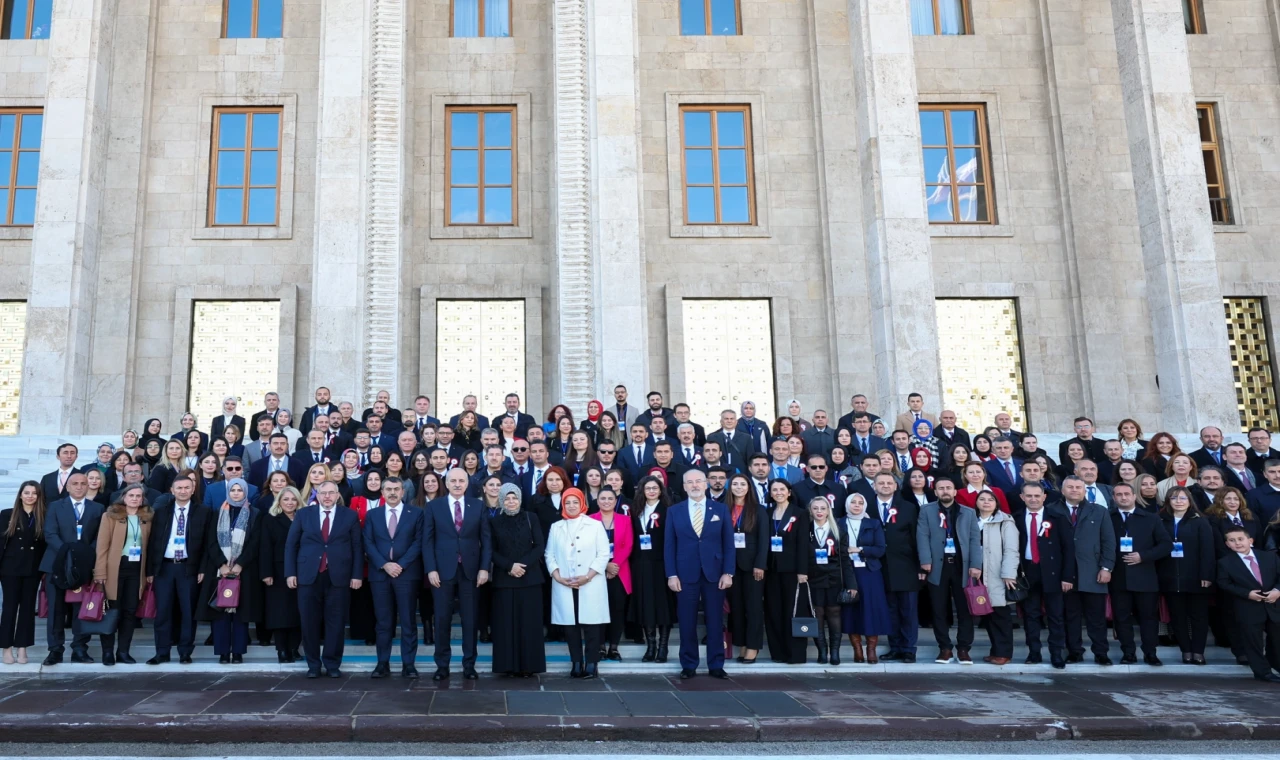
[7,749,1280,758]
[0,670,1276,743]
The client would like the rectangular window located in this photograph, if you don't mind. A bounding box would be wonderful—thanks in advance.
[452,0,510,37]
[936,298,1029,432]
[1,0,49,39]
[189,300,281,429]
[209,107,282,227]
[437,300,525,422]
[0,110,41,227]
[1182,0,1205,33]
[1198,103,1232,225]
[0,301,25,435]
[446,105,515,225]
[679,0,740,35]
[680,105,755,225]
[910,0,969,34]
[682,299,775,428]
[1224,297,1279,432]
[223,0,282,38]
[920,104,994,224]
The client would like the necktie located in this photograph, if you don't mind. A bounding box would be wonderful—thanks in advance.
[635,446,643,463]
[1234,515,1243,527]
[1213,450,1221,464]
[261,442,268,458]
[775,466,784,479]
[314,453,320,463]
[685,447,692,461]
[175,507,186,560]
[1121,511,1129,524]
[881,502,889,523]
[319,510,331,573]
[900,455,908,472]
[74,501,83,521]
[1070,505,1078,526]
[1087,485,1096,502]
[1249,554,1263,584]
[388,508,398,560]
[691,503,703,536]
[861,438,869,454]
[1005,461,1015,483]
[1245,470,1255,489]
[914,412,921,421]
[534,469,544,486]
[58,470,68,489]
[454,500,463,532]
[1030,513,1041,563]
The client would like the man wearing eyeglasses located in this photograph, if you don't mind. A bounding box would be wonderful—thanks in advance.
[202,457,259,508]
[794,454,849,517]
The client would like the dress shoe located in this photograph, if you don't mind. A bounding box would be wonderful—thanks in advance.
[220,654,231,664]
[147,654,171,666]
[582,663,598,679]
[42,652,62,666]
[880,651,903,661]
[1051,659,1066,670]
[1192,654,1206,665]
[1120,653,1138,665]
[987,656,1010,666]
[679,668,696,679]
[479,632,492,644]
[402,666,419,679]
[1182,652,1193,664]
[307,668,321,678]
[709,668,728,679]
[1095,654,1113,666]
[70,652,94,664]
[901,653,916,663]
[1255,673,1280,683]
[116,652,136,665]
[1144,655,1163,667]
[328,668,342,678]
[433,668,449,681]
[957,649,972,665]
[371,663,391,678]
[464,668,478,680]
[570,662,584,678]
[231,653,243,664]
[935,648,953,664]
[102,651,115,667]
[1066,653,1084,664]
[1238,655,1252,665]
[179,655,193,664]
[1024,653,1043,664]
[606,648,622,662]
[277,651,289,664]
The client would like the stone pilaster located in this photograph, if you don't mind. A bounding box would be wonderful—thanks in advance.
[589,0,648,406]
[1111,0,1238,431]
[21,0,116,434]
[848,0,943,416]
[309,0,370,405]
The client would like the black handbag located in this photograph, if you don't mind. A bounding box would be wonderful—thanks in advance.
[791,582,819,638]
[1003,570,1030,603]
[78,604,119,636]
[836,589,857,605]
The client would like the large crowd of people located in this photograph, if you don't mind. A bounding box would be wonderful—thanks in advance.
[3,386,1280,683]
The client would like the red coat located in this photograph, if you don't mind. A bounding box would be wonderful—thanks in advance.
[592,510,634,594]
[955,484,1010,513]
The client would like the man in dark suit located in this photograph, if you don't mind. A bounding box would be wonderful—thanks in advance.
[673,423,703,468]
[801,410,837,462]
[41,443,80,504]
[707,410,752,467]
[931,410,971,470]
[635,391,678,436]
[365,402,406,439]
[321,410,355,453]
[848,457,882,507]
[1013,482,1075,668]
[1018,434,1057,472]
[423,468,492,680]
[992,412,1024,447]
[1189,426,1227,471]
[365,416,398,455]
[1248,458,1280,525]
[1246,428,1280,478]
[846,413,887,462]
[248,391,282,441]
[40,473,104,665]
[293,430,335,471]
[362,390,403,424]
[984,437,1024,495]
[364,477,423,678]
[110,463,162,505]
[672,404,706,447]
[650,442,691,501]
[285,481,364,678]
[836,393,880,431]
[1007,460,1061,513]
[298,386,335,438]
[665,469,736,679]
[697,440,738,476]
[469,446,516,498]
[746,454,773,506]
[1096,440,1126,485]
[917,479,982,664]
[244,416,279,465]
[447,394,491,432]
[495,393,537,440]
[407,395,441,433]
[1217,525,1280,682]
[794,454,848,518]
[1223,443,1258,493]
[146,475,210,665]
[249,435,304,491]
[209,397,247,442]
[1074,460,1114,509]
[1058,417,1107,465]
[872,472,922,662]
[1060,476,1116,664]
[620,425,655,483]
[1109,482,1172,665]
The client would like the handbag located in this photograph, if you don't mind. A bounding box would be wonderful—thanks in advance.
[791,581,819,638]
[37,577,47,619]
[214,575,241,609]
[964,577,994,616]
[79,607,119,636]
[836,589,857,605]
[64,586,86,604]
[78,584,106,622]
[1003,570,1030,603]
[139,582,157,619]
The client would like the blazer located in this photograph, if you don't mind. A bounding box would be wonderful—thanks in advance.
[203,480,260,509]
[707,428,752,467]
[984,458,1024,494]
[635,407,678,435]
[801,427,837,461]
[93,507,152,601]
[847,434,889,460]
[298,403,337,437]
[840,515,886,573]
[40,497,105,574]
[1212,512,1262,550]
[933,427,972,464]
[793,478,849,519]
[422,495,492,582]
[0,509,46,577]
[767,463,805,485]
[145,500,210,577]
[1064,501,1116,593]
[872,495,921,592]
[1108,507,1173,593]
[41,469,76,504]
[284,504,364,586]
[1190,447,1226,471]
[248,408,279,440]
[363,503,424,581]
[1246,485,1280,525]
[1247,447,1280,477]
[591,509,634,593]
[1222,466,1257,493]
[728,504,769,573]
[663,499,735,584]
[1059,436,1107,465]
[1013,506,1076,588]
[916,502,982,585]
[737,418,771,454]
[618,442,655,482]
[249,456,307,490]
[1157,512,1216,594]
[210,414,247,442]
[1217,550,1280,624]
[893,411,939,435]
[764,502,811,575]
[1081,481,1114,508]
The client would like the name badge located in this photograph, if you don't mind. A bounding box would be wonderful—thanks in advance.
[1120,536,1134,553]
[771,535,783,553]
[815,548,829,565]
[609,542,615,559]
[127,546,142,562]
[174,536,186,546]
[852,553,866,568]
[944,537,957,554]
[639,534,653,551]
[1171,541,1184,558]
[76,525,83,540]
[734,532,746,549]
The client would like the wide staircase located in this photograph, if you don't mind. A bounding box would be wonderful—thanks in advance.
[0,435,108,503]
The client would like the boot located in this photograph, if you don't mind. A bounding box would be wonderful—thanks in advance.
[828,629,842,666]
[641,629,657,662]
[656,627,671,663]
[866,635,879,664]
[570,661,585,678]
[815,619,829,664]
[850,634,865,664]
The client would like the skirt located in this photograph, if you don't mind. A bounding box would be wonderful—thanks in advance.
[627,560,673,628]
[842,566,892,635]
[490,586,547,674]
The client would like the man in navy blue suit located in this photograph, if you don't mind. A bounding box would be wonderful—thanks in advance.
[620,425,654,482]
[423,468,492,681]
[41,472,104,665]
[285,481,363,678]
[205,457,259,506]
[984,437,1024,494]
[664,469,735,679]
[364,477,423,678]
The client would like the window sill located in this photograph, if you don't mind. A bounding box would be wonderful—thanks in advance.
[929,224,1015,238]
[0,227,33,240]
[429,223,532,240]
[1213,223,1246,233]
[669,223,771,238]
[191,226,293,241]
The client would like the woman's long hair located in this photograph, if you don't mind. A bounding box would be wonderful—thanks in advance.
[726,474,760,533]
[6,481,45,538]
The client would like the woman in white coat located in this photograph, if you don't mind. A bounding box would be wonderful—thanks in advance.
[545,486,611,678]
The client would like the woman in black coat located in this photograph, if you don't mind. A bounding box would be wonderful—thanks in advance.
[489,483,546,676]
[197,478,263,664]
[259,486,302,663]
[806,496,856,665]
[725,474,768,664]
[0,482,45,664]
[762,479,812,664]
[628,475,674,662]
[1157,486,1216,665]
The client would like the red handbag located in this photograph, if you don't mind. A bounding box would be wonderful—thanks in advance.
[215,576,241,608]
[964,577,994,616]
[139,582,157,619]
[64,586,86,604]
[37,577,47,619]
[78,585,105,622]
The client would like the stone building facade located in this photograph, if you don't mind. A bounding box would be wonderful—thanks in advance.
[3,0,1278,436]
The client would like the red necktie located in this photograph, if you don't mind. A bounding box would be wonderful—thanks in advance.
[1070,506,1078,526]
[454,500,463,533]
[319,510,331,573]
[1030,513,1041,564]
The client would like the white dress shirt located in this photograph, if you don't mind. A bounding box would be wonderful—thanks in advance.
[165,501,192,559]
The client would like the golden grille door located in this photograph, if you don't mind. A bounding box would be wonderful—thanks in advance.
[681,299,775,429]
[1224,297,1279,432]
[436,300,526,423]
[0,302,25,434]
[188,300,281,429]
[936,298,1029,432]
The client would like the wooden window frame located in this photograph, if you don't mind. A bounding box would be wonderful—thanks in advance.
[920,103,996,225]
[0,109,40,227]
[1184,0,1206,34]
[208,106,284,228]
[221,0,281,38]
[915,0,972,35]
[444,105,518,227]
[680,0,742,35]
[678,104,756,226]
[1,0,47,39]
[1198,102,1232,225]
[449,0,513,38]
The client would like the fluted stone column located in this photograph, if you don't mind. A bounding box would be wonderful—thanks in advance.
[21,0,116,434]
[1111,0,1238,431]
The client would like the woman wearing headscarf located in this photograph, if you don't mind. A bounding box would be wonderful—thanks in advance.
[590,486,633,661]
[260,486,303,662]
[93,484,152,664]
[578,399,604,440]
[489,483,546,676]
[910,419,939,462]
[139,418,165,448]
[840,493,890,664]
[273,409,303,450]
[546,487,610,678]
[786,400,811,433]
[197,478,262,664]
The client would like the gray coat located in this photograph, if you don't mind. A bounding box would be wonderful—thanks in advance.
[916,501,982,585]
[977,512,1020,607]
[1068,500,1116,593]
[40,497,106,575]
